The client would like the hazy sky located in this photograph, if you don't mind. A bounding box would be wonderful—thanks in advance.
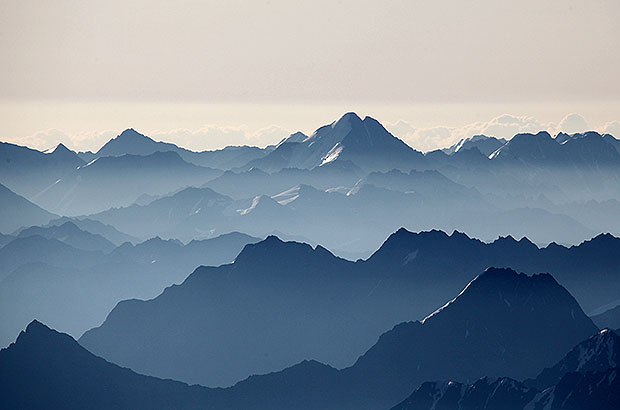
[1,0,619,151]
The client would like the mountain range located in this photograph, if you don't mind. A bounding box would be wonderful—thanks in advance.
[4,222,620,373]
[3,112,620,408]
[2,267,608,410]
[0,141,84,198]
[33,151,222,215]
[83,177,595,256]
[4,113,620,250]
[93,128,271,169]
[79,235,606,389]
[443,134,507,156]
[0,223,260,346]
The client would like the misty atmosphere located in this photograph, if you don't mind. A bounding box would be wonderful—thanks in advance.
[2,1,620,409]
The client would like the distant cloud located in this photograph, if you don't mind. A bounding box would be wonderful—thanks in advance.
[8,114,620,154]
[557,114,589,134]
[469,114,548,138]
[602,121,620,137]
[10,125,291,153]
[7,129,117,153]
[386,114,550,152]
[386,113,609,152]
[386,120,416,140]
[149,125,291,151]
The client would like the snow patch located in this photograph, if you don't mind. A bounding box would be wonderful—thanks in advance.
[77,157,99,170]
[237,196,261,215]
[271,186,301,205]
[320,143,343,166]
[277,194,299,206]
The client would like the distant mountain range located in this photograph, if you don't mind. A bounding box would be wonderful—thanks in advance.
[16,219,116,252]
[33,151,222,216]
[83,178,594,255]
[3,112,620,409]
[3,113,620,249]
[93,128,271,169]
[443,134,507,156]
[0,141,84,198]
[0,183,56,233]
[79,226,613,389]
[4,220,620,354]
[35,216,139,245]
[0,223,260,346]
[2,268,609,410]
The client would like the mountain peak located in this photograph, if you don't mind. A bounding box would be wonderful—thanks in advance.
[25,319,48,333]
[232,235,338,274]
[470,266,557,291]
[422,267,577,326]
[334,112,363,126]
[117,128,148,140]
[96,128,170,157]
[45,143,83,164]
[13,319,64,347]
[51,143,71,154]
[276,131,308,147]
[353,266,599,395]
[242,112,420,171]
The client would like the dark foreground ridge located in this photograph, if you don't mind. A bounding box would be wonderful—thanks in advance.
[2,268,605,410]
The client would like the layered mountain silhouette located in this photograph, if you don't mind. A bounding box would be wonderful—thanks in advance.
[79,236,364,387]
[203,164,363,200]
[6,225,620,354]
[35,216,138,245]
[490,130,620,166]
[86,175,594,255]
[0,141,85,198]
[4,115,620,248]
[17,221,116,252]
[339,268,598,408]
[33,151,222,215]
[80,265,598,395]
[362,228,620,314]
[3,267,601,410]
[3,113,620,408]
[96,128,271,169]
[89,187,237,241]
[0,183,56,233]
[0,321,221,410]
[0,230,259,346]
[0,320,349,410]
[355,168,480,200]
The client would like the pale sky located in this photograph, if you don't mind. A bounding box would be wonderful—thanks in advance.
[1,0,619,152]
